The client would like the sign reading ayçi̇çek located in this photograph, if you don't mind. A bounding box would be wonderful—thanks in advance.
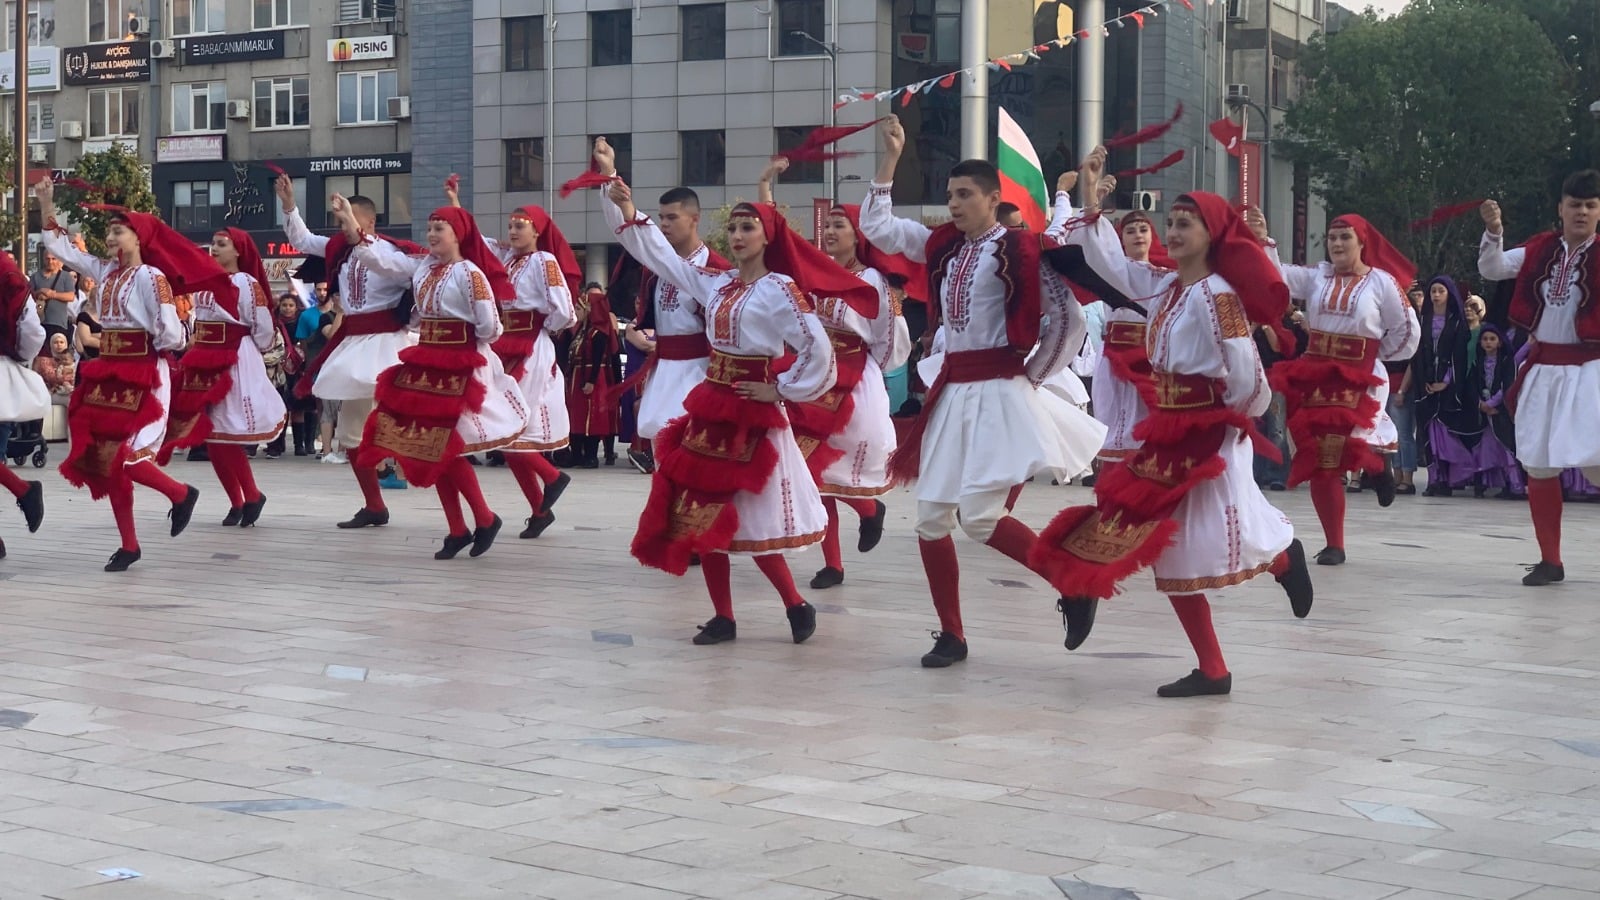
[63,41,150,85]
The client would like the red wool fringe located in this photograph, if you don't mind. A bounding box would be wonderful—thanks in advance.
[786,348,868,483]
[631,382,785,575]
[355,343,488,487]
[158,345,240,462]
[1270,356,1385,486]
[1115,149,1186,179]
[60,357,166,499]
[1408,199,1486,232]
[491,331,539,381]
[1104,103,1184,150]
[1100,344,1158,408]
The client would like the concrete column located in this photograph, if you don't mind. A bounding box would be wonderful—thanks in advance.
[960,0,989,160]
[1077,0,1105,151]
[585,244,609,288]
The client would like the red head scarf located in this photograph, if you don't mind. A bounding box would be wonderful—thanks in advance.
[216,227,271,313]
[1173,193,1290,333]
[512,205,582,299]
[1329,214,1417,290]
[429,206,515,301]
[829,204,927,304]
[92,207,234,300]
[732,203,878,319]
[0,250,29,361]
[584,287,620,353]
[1117,210,1177,270]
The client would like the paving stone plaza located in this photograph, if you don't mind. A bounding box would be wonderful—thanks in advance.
[0,459,1597,899]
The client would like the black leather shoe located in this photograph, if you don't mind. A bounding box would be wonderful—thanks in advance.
[469,515,502,557]
[239,494,267,527]
[1315,546,1346,566]
[1522,561,1565,587]
[520,512,555,539]
[1423,484,1453,497]
[787,602,817,644]
[221,507,243,527]
[1277,539,1314,618]
[809,566,845,590]
[0,536,6,558]
[17,481,43,533]
[169,486,200,537]
[1370,468,1397,508]
[105,548,142,572]
[1057,596,1099,651]
[337,507,390,529]
[692,615,737,645]
[1157,669,1232,697]
[920,630,969,668]
[858,500,887,553]
[540,472,572,516]
[434,532,473,560]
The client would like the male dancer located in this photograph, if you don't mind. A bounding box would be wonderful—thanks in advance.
[860,116,1089,668]
[276,174,416,529]
[1478,171,1600,586]
[0,250,46,556]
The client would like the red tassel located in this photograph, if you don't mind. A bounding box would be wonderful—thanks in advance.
[779,119,885,165]
[263,162,288,177]
[558,170,614,199]
[1408,198,1486,232]
[1104,103,1185,150]
[445,173,460,194]
[1114,149,1186,179]
[60,177,99,193]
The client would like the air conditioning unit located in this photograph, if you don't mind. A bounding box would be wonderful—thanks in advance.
[1226,0,1250,22]
[26,144,47,163]
[1131,190,1159,212]
[1226,83,1251,103]
[60,120,84,140]
[387,96,410,120]
[226,100,250,119]
[127,15,151,35]
[150,39,176,59]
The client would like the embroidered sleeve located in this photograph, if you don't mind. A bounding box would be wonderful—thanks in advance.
[1213,292,1250,339]
[544,259,564,288]
[783,280,814,314]
[153,273,176,306]
[251,280,271,308]
[467,268,494,303]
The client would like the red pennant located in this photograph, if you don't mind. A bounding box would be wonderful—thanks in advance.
[900,90,914,108]
[1076,29,1089,38]
[938,73,957,89]
[1178,0,1194,8]
[1408,199,1487,232]
[1104,103,1184,150]
[1208,118,1244,158]
[1131,12,1145,28]
[1115,149,1186,179]
[994,58,1012,71]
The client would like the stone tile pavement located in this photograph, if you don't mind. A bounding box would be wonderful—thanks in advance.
[1,454,1598,899]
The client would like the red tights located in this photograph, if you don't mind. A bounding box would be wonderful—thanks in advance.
[109,460,189,551]
[0,464,27,497]
[918,536,964,641]
[206,443,261,509]
[699,552,806,619]
[820,496,882,569]
[1308,473,1345,550]
[505,452,562,514]
[435,457,495,536]
[1527,476,1563,566]
[1169,593,1228,679]
[353,462,386,513]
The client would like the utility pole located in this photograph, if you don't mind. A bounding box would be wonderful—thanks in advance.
[959,0,987,159]
[13,0,29,253]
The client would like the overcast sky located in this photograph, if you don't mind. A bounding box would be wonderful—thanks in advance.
[1349,0,1410,17]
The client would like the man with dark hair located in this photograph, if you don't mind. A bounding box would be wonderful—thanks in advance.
[595,140,731,474]
[861,115,1091,668]
[996,202,1025,230]
[1479,169,1600,586]
[276,175,418,529]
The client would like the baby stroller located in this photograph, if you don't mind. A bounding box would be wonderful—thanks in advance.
[5,419,47,468]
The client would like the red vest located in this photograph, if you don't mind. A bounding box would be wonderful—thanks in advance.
[1509,231,1600,346]
[923,223,1042,352]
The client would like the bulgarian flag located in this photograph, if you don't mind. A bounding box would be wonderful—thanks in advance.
[997,107,1049,232]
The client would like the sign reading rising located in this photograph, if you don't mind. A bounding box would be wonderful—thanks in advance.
[63,41,151,85]
[327,35,395,62]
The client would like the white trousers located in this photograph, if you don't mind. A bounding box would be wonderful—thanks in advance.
[915,489,1011,543]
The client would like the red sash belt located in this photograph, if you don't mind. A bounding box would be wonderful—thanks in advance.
[1270,328,1386,485]
[1101,321,1156,405]
[656,332,712,361]
[1030,368,1254,600]
[62,329,164,497]
[492,309,548,379]
[790,329,872,478]
[161,320,257,459]
[888,346,1028,483]
[418,318,472,346]
[1105,321,1146,347]
[632,350,788,574]
[357,319,490,487]
[191,320,252,349]
[294,308,406,398]
[1506,342,1600,414]
[100,328,155,359]
[500,309,547,333]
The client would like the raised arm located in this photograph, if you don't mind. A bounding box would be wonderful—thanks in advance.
[35,180,113,281]
[352,236,424,281]
[1477,200,1524,280]
[601,179,720,308]
[772,282,836,404]
[859,117,932,261]
[1375,271,1420,362]
[276,174,330,257]
[1027,269,1087,386]
[757,158,787,206]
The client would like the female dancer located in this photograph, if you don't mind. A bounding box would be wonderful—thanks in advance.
[336,198,529,560]
[162,228,287,526]
[1031,192,1312,697]
[0,250,47,555]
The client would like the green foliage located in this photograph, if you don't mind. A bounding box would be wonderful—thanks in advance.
[53,142,157,256]
[703,199,793,259]
[0,136,18,252]
[1282,1,1570,281]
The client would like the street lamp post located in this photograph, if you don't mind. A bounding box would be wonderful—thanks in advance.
[12,0,29,253]
[1227,94,1272,216]
[790,30,840,202]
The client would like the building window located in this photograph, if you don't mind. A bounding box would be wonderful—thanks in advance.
[173,181,226,232]
[254,76,309,129]
[681,4,725,62]
[322,174,411,227]
[6,1,54,48]
[681,130,725,186]
[774,0,825,57]
[172,0,225,36]
[339,0,395,22]
[590,10,631,67]
[273,177,306,228]
[774,126,824,183]
[504,15,543,71]
[587,132,631,184]
[172,82,226,133]
[87,0,130,43]
[504,137,543,193]
[27,98,53,140]
[254,0,309,29]
[1270,56,1291,108]
[88,87,139,138]
[337,69,399,125]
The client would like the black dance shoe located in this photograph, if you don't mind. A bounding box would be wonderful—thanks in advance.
[240,494,267,527]
[692,615,737,645]
[17,481,43,532]
[1277,539,1314,618]
[920,630,969,668]
[1522,561,1565,587]
[809,567,845,590]
[469,515,503,557]
[787,602,817,644]
[540,472,572,516]
[857,500,887,553]
[1057,596,1099,650]
[1370,468,1397,508]
[434,532,473,560]
[169,486,201,537]
[521,512,555,539]
[221,507,243,527]
[1157,669,1233,697]
[337,507,390,529]
[1314,546,1346,566]
[104,548,142,572]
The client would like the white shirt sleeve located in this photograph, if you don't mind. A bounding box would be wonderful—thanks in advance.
[283,208,331,257]
[774,289,837,404]
[1027,272,1087,386]
[859,182,932,263]
[602,194,723,309]
[1375,271,1421,362]
[1478,231,1525,281]
[40,230,114,283]
[353,236,424,281]
[534,251,577,332]
[15,302,45,361]
[1266,243,1326,302]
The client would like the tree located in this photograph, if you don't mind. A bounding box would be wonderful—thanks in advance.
[0,136,20,254]
[51,142,157,256]
[1282,2,1568,281]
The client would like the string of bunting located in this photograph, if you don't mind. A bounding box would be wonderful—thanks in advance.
[834,0,1208,110]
